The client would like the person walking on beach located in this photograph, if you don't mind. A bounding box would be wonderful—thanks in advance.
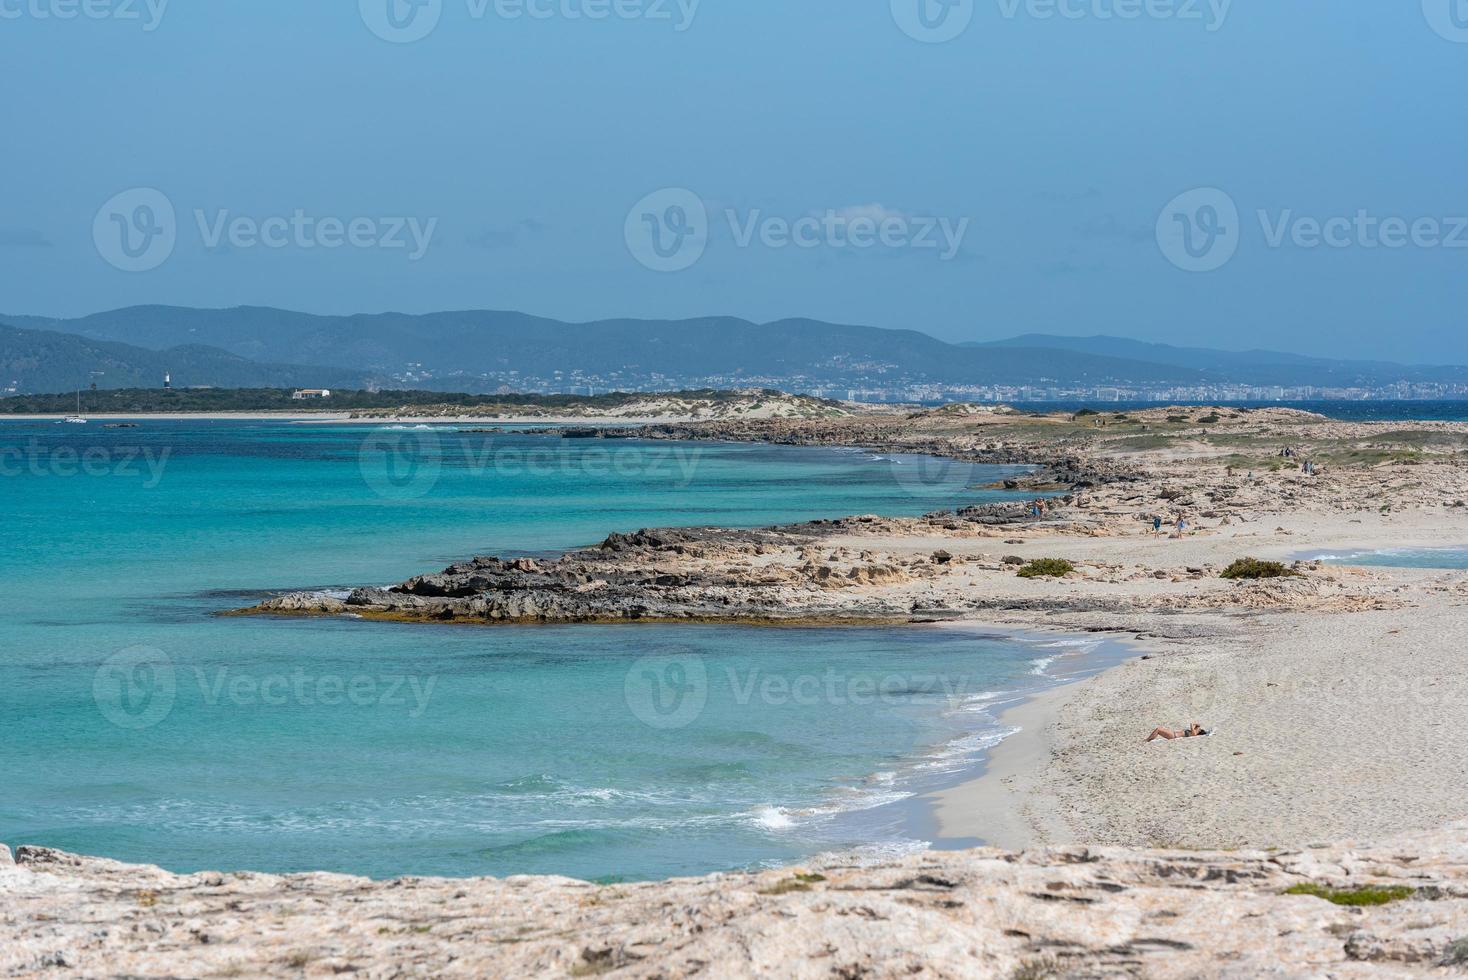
[1175,516,1187,535]
[1152,514,1163,536]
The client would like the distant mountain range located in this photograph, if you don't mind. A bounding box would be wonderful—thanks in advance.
[0,322,368,394]
[1,306,1463,395]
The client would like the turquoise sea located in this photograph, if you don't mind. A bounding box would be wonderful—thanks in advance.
[0,421,1097,881]
[1316,548,1468,569]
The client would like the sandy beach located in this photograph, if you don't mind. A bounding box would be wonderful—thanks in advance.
[230,403,1468,856]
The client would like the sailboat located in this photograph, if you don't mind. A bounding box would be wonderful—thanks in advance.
[63,389,87,424]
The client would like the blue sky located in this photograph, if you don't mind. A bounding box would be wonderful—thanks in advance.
[3,0,1466,362]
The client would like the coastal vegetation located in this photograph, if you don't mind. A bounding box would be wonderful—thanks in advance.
[1282,882,1416,906]
[1220,558,1300,580]
[0,387,844,417]
[1016,558,1076,578]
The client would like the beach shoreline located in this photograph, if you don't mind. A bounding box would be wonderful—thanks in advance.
[8,403,1468,975]
[222,404,1468,853]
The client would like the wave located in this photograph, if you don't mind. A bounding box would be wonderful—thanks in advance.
[915,725,1021,775]
[744,785,916,833]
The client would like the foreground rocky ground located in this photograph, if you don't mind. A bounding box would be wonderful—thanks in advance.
[22,403,1468,977]
[6,825,1468,978]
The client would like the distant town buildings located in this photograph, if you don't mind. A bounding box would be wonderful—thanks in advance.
[375,363,1468,404]
[291,389,332,400]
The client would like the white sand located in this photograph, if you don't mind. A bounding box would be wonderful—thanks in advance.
[922,504,1468,850]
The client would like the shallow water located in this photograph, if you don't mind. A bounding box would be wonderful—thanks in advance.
[1,421,1092,880]
[1314,547,1468,569]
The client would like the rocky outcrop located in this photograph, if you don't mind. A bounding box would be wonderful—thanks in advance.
[4,827,1467,977]
[233,509,1073,626]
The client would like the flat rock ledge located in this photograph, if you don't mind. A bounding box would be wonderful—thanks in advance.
[4,826,1468,978]
[230,508,1060,626]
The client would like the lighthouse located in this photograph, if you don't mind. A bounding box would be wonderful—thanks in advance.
[164,373,172,390]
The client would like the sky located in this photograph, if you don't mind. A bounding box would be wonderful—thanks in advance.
[2,0,1467,362]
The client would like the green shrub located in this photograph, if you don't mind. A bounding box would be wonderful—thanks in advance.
[1220,558,1299,580]
[1017,558,1075,579]
[1283,883,1415,906]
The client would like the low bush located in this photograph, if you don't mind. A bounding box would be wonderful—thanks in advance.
[1017,558,1075,579]
[1220,558,1299,580]
[1283,883,1415,906]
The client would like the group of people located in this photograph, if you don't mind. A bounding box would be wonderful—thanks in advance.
[1149,514,1188,536]
[1282,447,1318,475]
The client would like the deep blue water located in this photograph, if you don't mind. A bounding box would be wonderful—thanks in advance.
[1023,400,1468,422]
[0,421,1086,881]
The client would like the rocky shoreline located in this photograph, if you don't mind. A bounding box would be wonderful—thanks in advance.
[6,826,1468,977]
[232,501,1092,626]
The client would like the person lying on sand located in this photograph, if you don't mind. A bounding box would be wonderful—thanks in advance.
[1145,722,1208,742]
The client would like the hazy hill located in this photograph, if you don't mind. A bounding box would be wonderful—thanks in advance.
[0,323,367,393]
[4,306,1210,389]
[5,306,1465,394]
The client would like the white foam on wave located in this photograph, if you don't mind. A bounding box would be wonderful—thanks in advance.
[750,806,797,830]
[915,725,1021,774]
